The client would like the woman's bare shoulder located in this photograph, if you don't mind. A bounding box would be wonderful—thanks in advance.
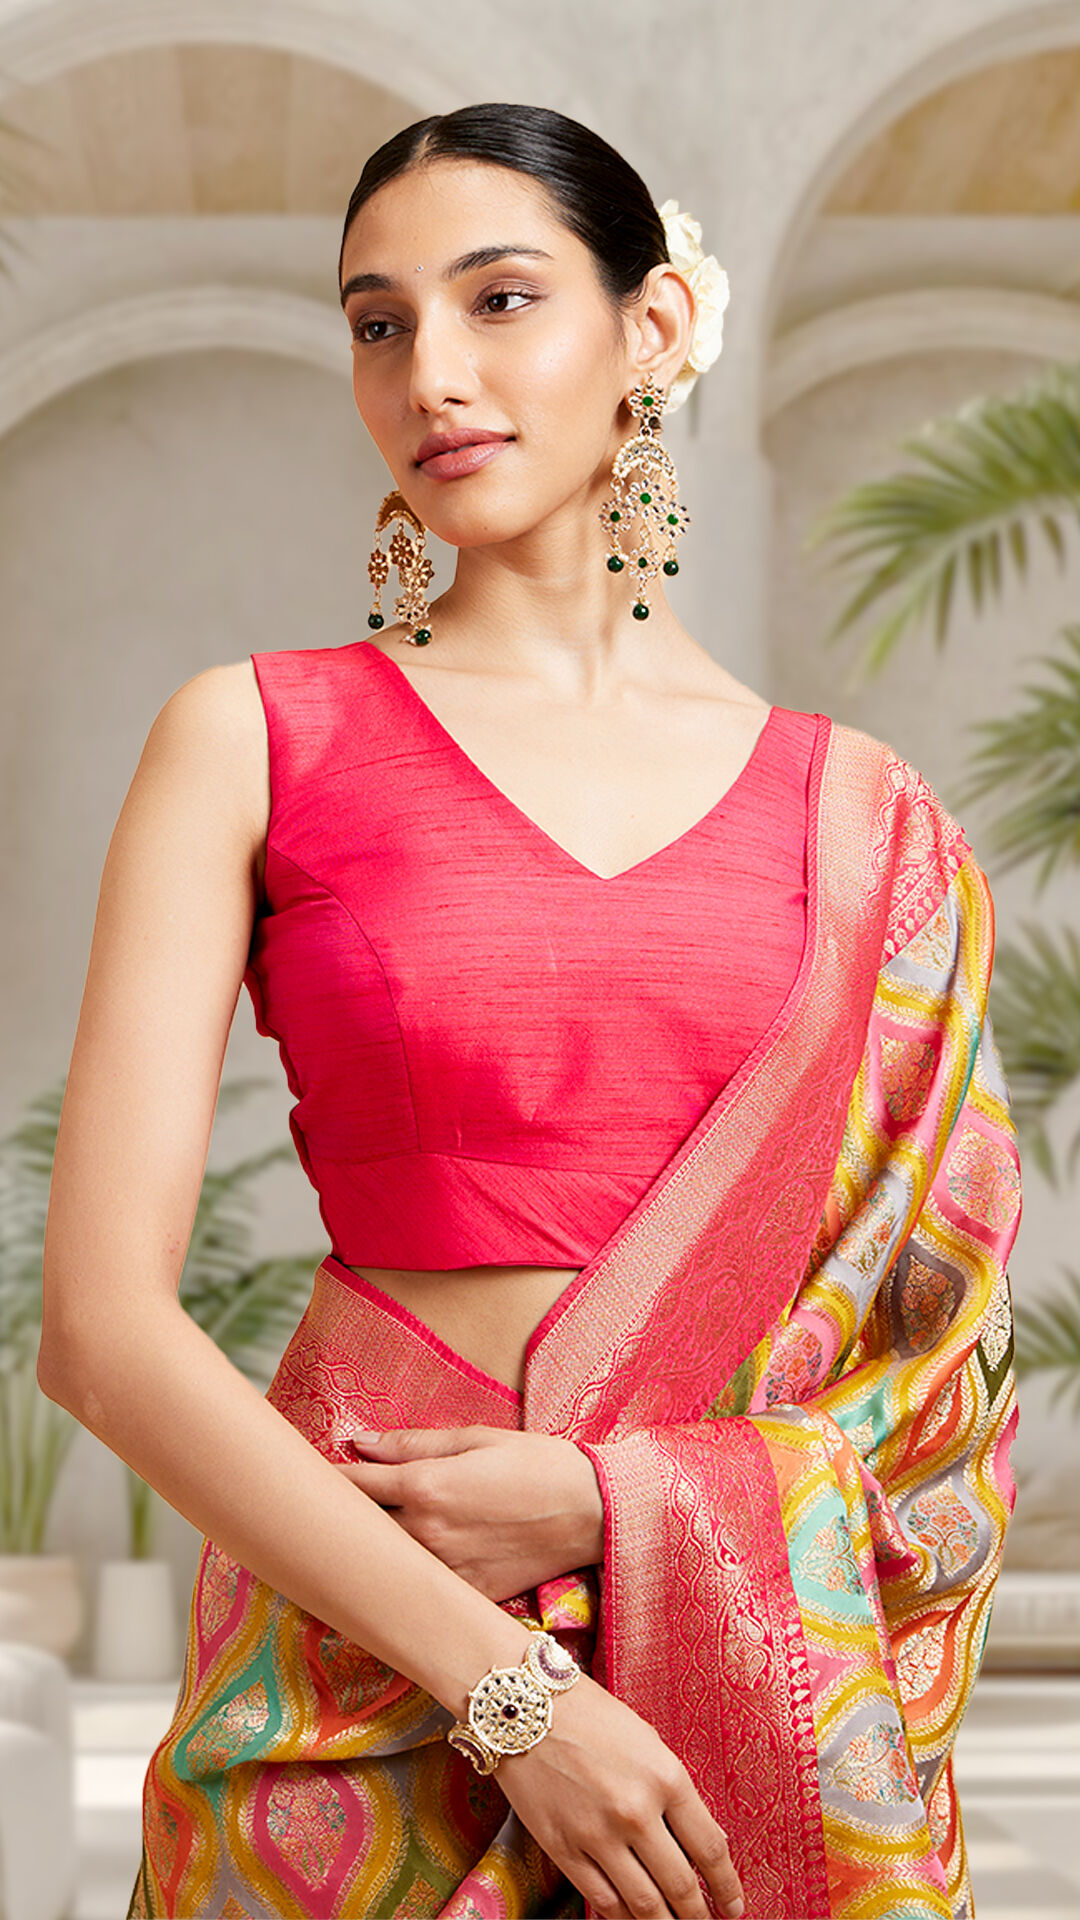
[151,658,263,747]
[147,659,267,786]
[133,660,270,873]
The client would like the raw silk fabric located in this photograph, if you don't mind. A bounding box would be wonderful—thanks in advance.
[129,722,1020,1920]
[241,639,816,1272]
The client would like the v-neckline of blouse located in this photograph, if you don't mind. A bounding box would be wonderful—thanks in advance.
[363,640,779,884]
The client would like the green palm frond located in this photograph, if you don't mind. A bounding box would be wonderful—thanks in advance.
[0,1079,67,1366]
[182,1254,318,1383]
[1014,1268,1080,1417]
[989,925,1080,1183]
[0,1356,77,1553]
[211,1076,279,1121]
[955,627,1080,885]
[802,360,1080,677]
[162,1087,321,1366]
[181,1147,288,1290]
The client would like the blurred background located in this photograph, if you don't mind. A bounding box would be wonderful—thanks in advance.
[1,1,1079,1915]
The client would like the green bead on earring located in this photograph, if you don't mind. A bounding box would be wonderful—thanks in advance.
[600,372,689,623]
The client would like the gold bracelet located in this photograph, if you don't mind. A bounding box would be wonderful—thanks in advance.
[445,1629,581,1776]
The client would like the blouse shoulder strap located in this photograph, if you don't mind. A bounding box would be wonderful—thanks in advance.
[250,641,384,797]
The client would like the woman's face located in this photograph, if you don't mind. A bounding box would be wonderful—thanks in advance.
[338,159,657,552]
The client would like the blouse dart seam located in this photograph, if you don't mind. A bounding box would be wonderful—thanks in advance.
[262,841,423,1156]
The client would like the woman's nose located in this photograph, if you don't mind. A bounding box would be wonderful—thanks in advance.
[407,312,479,415]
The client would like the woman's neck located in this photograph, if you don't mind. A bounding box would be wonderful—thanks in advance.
[425,528,696,700]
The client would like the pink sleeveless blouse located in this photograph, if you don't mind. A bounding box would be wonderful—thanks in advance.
[243,641,822,1269]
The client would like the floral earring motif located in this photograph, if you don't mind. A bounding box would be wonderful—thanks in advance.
[600,376,689,620]
[367,491,435,646]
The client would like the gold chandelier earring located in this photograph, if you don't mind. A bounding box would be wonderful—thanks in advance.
[600,375,689,620]
[367,490,435,646]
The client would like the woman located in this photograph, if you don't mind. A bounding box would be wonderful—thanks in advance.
[39,104,1020,1920]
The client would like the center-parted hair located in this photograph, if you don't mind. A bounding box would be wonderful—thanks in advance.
[338,102,669,307]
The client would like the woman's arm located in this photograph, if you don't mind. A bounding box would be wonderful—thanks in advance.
[37,665,744,1917]
[36,662,534,1718]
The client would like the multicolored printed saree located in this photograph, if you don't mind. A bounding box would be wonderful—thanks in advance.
[129,719,1020,1920]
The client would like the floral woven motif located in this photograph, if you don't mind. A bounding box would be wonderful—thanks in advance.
[906,1485,980,1578]
[947,1127,1022,1232]
[900,1256,956,1354]
[830,1722,920,1807]
[880,1035,938,1125]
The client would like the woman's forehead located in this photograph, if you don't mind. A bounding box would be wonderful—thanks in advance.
[340,161,572,277]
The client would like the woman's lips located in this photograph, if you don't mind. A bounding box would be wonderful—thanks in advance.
[417,438,510,481]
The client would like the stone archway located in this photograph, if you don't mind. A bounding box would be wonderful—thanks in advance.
[0,286,347,439]
[764,286,1080,419]
[761,0,1080,348]
[0,0,456,111]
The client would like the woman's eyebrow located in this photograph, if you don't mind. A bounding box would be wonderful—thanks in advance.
[339,246,553,308]
[445,245,553,278]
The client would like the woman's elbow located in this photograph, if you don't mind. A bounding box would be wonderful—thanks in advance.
[36,1327,86,1414]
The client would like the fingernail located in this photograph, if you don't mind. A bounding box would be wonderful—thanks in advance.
[350,1430,383,1446]
[723,1902,744,1918]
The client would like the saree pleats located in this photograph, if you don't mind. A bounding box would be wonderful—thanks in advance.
[128,1537,595,1918]
[128,728,1020,1919]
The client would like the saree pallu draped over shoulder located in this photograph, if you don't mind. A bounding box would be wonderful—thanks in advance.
[129,720,1021,1920]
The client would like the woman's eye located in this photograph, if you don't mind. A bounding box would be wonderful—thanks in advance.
[480,289,533,315]
[351,317,402,344]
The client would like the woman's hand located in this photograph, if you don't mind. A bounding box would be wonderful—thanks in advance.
[333,1425,604,1602]
[500,1669,745,1919]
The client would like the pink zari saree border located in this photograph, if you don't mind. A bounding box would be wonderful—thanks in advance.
[132,718,1020,1920]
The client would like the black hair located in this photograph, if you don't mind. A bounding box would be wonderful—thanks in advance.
[338,102,669,307]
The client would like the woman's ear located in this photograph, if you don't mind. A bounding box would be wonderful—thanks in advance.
[627,263,694,396]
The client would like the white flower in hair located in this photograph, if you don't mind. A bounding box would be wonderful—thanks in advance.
[658,199,730,411]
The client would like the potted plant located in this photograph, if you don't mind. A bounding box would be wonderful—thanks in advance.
[0,1082,82,1653]
[0,1076,322,1675]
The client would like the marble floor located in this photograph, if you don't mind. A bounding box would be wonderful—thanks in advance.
[72,1675,1080,1918]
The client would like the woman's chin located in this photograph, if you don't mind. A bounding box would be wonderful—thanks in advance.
[421,510,537,552]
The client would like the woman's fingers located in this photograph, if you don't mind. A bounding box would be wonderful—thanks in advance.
[618,1827,711,1920]
[616,1840,712,1917]
[332,1457,412,1505]
[574,1850,675,1919]
[570,1858,637,1920]
[661,1775,743,1917]
[495,1675,745,1920]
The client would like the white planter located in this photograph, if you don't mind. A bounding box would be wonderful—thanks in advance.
[93,1559,178,1683]
[0,1554,84,1657]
